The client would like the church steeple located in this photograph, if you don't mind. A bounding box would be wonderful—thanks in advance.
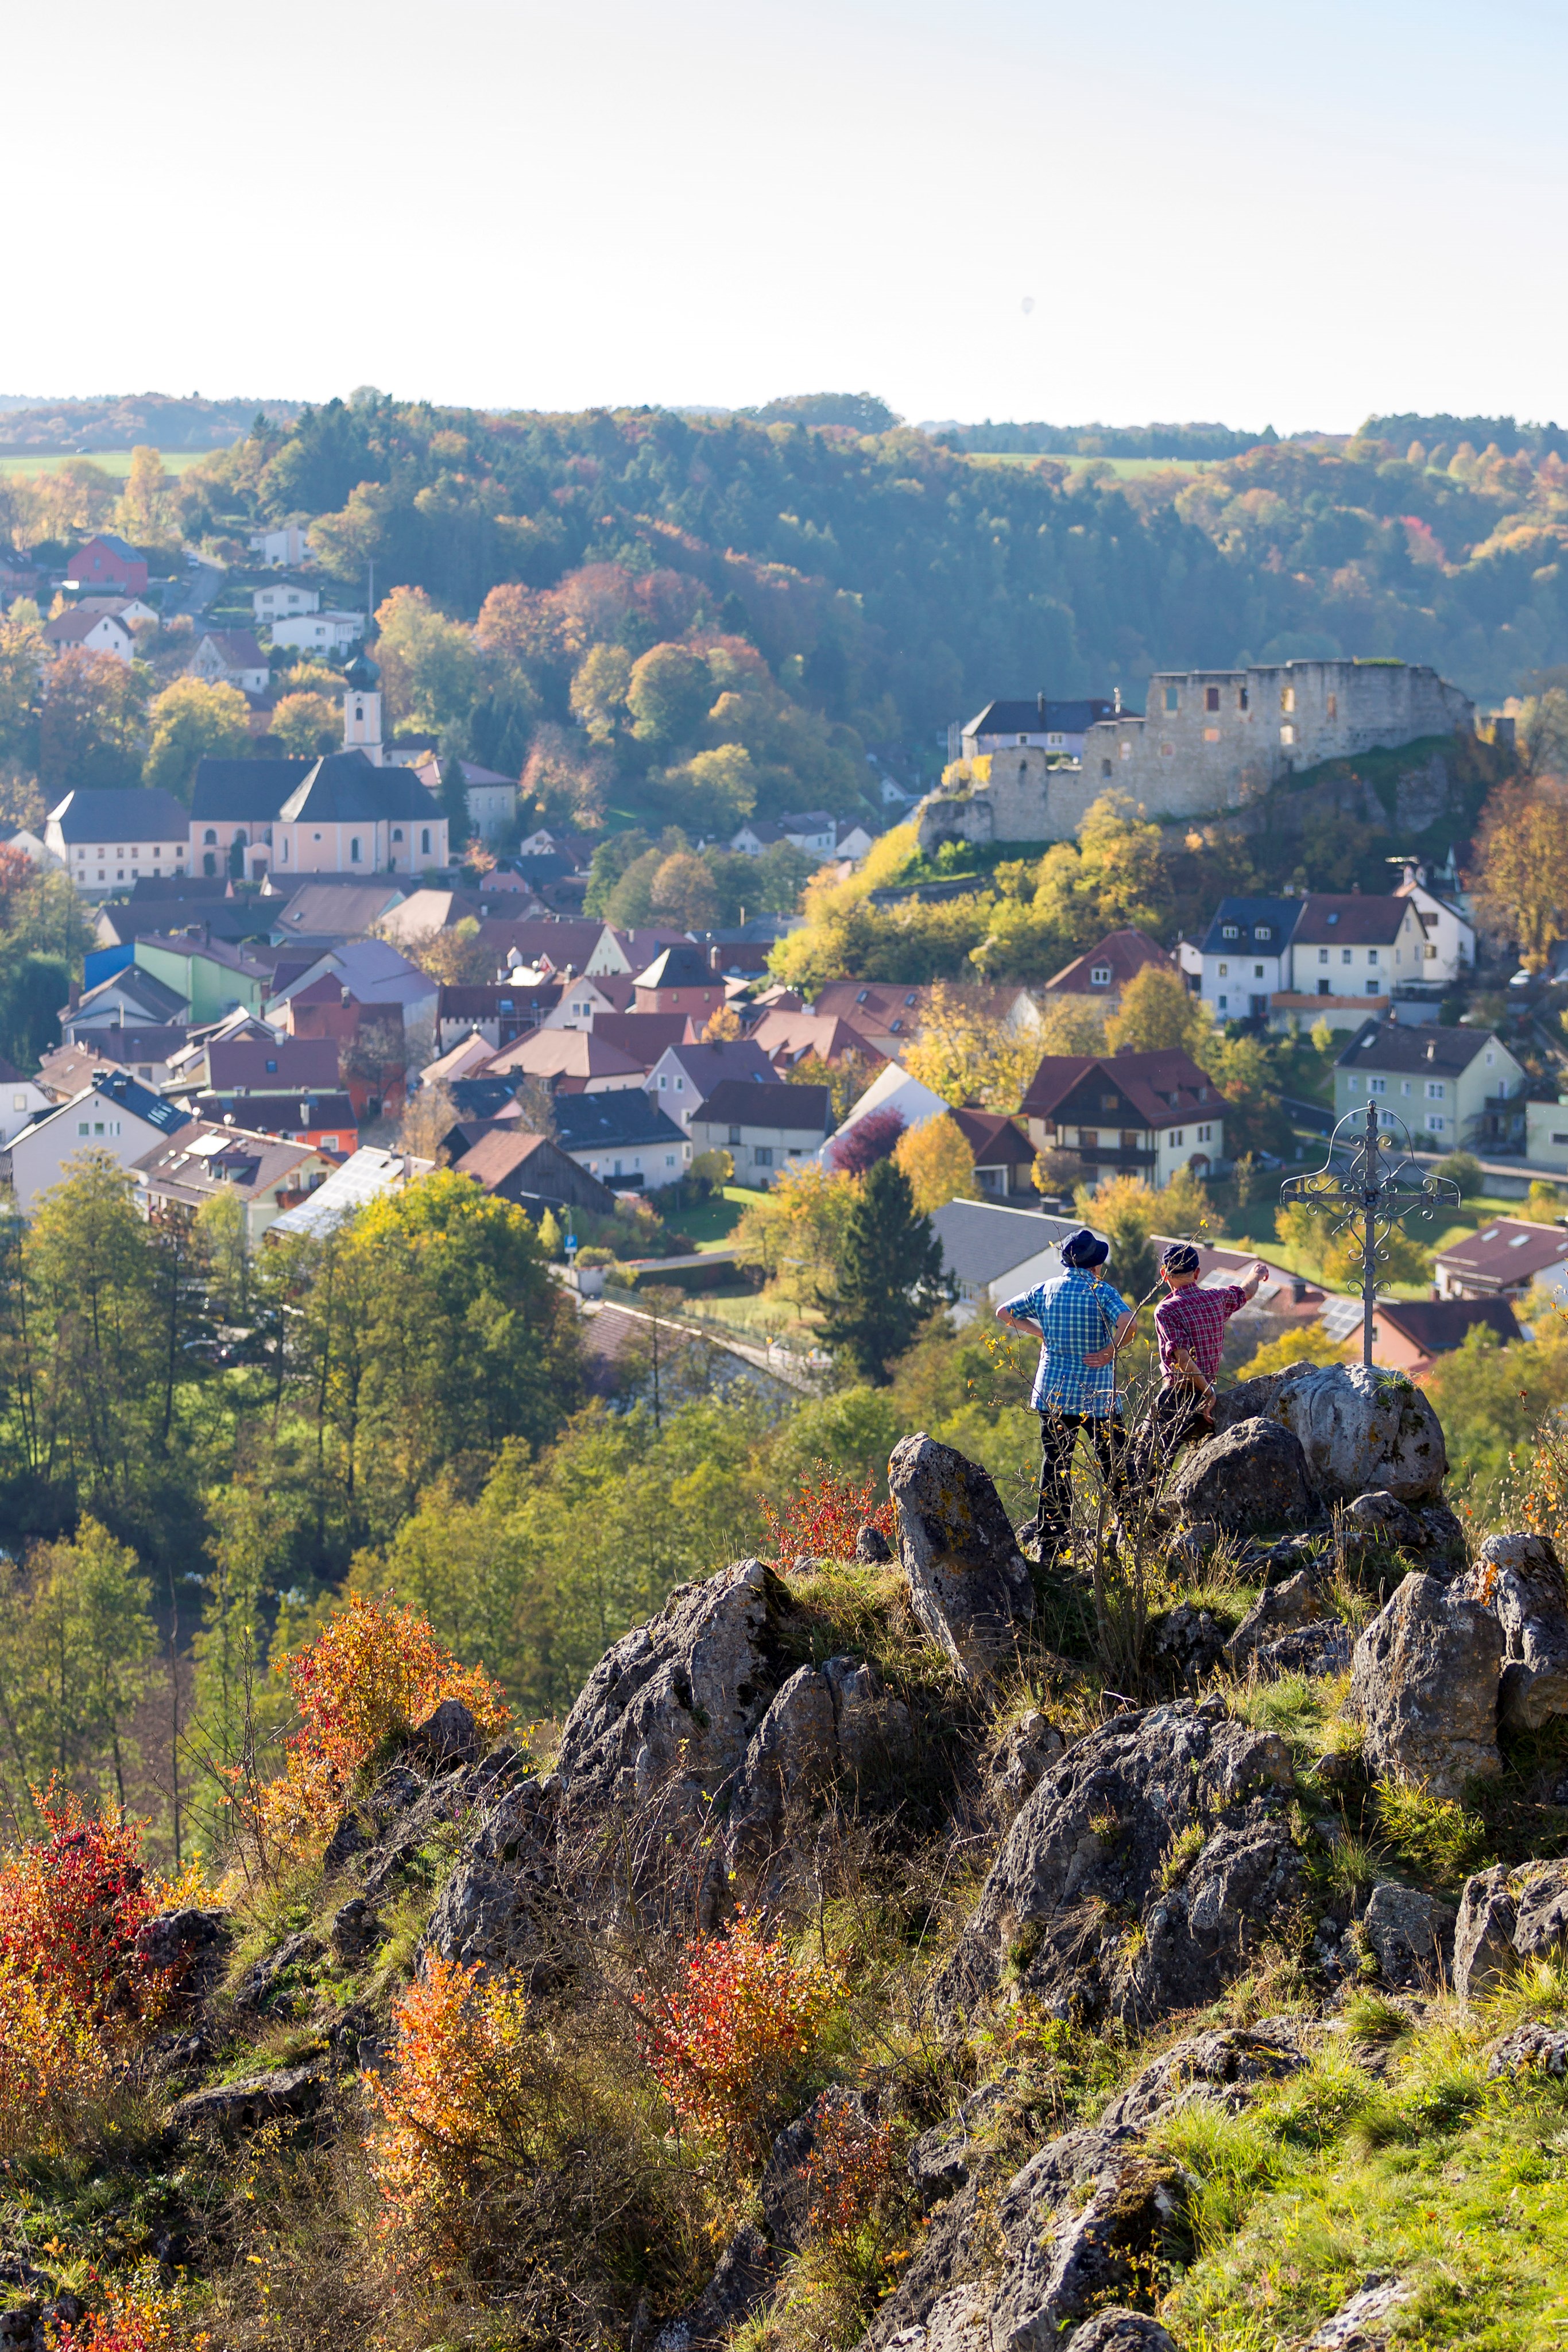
[342,650,384,765]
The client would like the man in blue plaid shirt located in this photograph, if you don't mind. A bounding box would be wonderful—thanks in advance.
[996,1226,1136,1561]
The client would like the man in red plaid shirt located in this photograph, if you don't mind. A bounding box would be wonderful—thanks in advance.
[1142,1241,1268,1471]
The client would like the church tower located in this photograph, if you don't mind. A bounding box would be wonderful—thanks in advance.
[342,650,384,765]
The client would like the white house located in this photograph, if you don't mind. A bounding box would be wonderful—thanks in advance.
[1192,898,1303,1022]
[411,754,518,845]
[1277,894,1430,1030]
[42,609,135,665]
[269,610,366,655]
[4,1071,192,1215]
[730,812,838,858]
[253,581,320,623]
[45,788,191,899]
[75,595,158,629]
[188,630,270,695]
[1392,862,1475,987]
[0,1060,52,1144]
[249,526,312,569]
[817,1059,952,1163]
[644,1038,775,1128]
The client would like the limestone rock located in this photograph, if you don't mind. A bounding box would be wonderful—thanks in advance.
[1344,1491,1468,1575]
[935,1701,1298,2027]
[1360,1881,1455,1987]
[231,1931,322,2015]
[1488,2021,1568,2079]
[1149,1601,1227,1685]
[1167,1417,1318,1537]
[421,1774,560,1975]
[1065,2314,1179,2352]
[726,1655,911,1864]
[1216,1361,1446,1504]
[854,1522,892,1564]
[1453,1863,1518,1999]
[1349,1573,1503,1801]
[1225,1566,1319,1669]
[1512,1860,1568,1962]
[553,1557,797,1816]
[648,2224,775,2352]
[169,2063,323,2137]
[1098,2024,1308,2129]
[987,1712,1067,1815]
[761,2086,884,2253]
[889,1433,1034,1678]
[907,2072,1020,2199]
[329,1897,380,1964]
[404,1696,481,1769]
[1458,1532,1568,1731]
[1255,1620,1353,1677]
[133,1907,231,2005]
[1303,2277,1414,2350]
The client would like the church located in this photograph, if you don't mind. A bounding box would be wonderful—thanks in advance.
[188,654,450,881]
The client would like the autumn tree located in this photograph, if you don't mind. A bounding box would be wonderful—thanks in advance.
[569,644,632,742]
[1470,780,1568,969]
[1074,1172,1160,1306]
[903,981,1039,1108]
[520,721,610,829]
[142,676,251,802]
[0,604,43,765]
[661,743,758,829]
[893,1115,978,1213]
[374,585,479,739]
[0,1518,155,1817]
[269,690,340,756]
[627,642,712,746]
[649,849,718,929]
[1104,963,1210,1057]
[38,651,149,794]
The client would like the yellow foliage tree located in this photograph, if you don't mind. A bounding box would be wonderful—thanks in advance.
[893,1115,978,1214]
[732,1159,855,1294]
[1232,1323,1346,1379]
[1470,780,1568,970]
[141,677,251,802]
[1104,964,1211,1058]
[702,1002,742,1040]
[902,981,1039,1108]
[1031,996,1108,1054]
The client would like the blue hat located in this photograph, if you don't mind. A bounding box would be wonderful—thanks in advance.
[1161,1241,1201,1275]
[1060,1226,1109,1268]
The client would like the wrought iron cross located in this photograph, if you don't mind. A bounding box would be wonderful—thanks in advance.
[1279,1099,1461,1368]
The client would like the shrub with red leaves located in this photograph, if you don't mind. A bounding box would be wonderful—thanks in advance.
[0,1785,163,2029]
[828,1106,905,1178]
[758,1459,895,1569]
[638,1910,836,2153]
[808,2102,900,2249]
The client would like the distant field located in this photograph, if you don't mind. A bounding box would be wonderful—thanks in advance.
[965,452,1223,478]
[0,449,211,479]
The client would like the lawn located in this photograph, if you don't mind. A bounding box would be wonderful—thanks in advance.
[0,448,210,478]
[674,1184,766,1251]
[964,452,1222,478]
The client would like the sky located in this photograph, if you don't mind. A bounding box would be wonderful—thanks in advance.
[8,0,1566,432]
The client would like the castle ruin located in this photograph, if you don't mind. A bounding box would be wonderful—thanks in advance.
[917,659,1476,850]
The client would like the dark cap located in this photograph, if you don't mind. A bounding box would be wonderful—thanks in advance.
[1160,1241,1202,1275]
[1060,1225,1109,1268]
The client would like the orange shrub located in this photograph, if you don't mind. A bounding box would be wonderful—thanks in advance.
[0,1786,165,2029]
[807,2102,899,2250]
[48,2266,207,2351]
[758,1462,895,1570]
[259,1595,511,1850]
[0,1956,110,2158]
[365,1955,534,2264]
[639,1912,837,2151]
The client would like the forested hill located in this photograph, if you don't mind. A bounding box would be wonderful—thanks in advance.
[108,401,1568,732]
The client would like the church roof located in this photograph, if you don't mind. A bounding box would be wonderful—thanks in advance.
[277,751,439,825]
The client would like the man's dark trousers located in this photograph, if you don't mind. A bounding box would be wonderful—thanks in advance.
[1024,1408,1126,1558]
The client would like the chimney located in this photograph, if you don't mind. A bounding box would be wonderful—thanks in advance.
[68,980,80,1011]
[1037,690,1046,721]
[709,945,722,973]
[1113,686,1122,715]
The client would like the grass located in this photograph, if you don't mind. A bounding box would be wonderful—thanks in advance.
[963,453,1223,478]
[675,1184,767,1251]
[0,448,211,478]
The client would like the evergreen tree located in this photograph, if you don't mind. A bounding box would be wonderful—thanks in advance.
[817,1159,951,1385]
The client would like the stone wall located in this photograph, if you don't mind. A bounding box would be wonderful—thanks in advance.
[917,660,1476,849]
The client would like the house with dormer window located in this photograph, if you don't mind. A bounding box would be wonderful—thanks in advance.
[1191,898,1304,1022]
[1334,1020,1525,1151]
[1276,895,1428,1030]
[1044,928,1172,1008]
[1018,1049,1224,1186]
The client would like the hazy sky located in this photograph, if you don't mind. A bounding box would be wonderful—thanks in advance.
[10,0,1564,430]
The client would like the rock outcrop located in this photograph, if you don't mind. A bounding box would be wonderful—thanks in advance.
[1451,1860,1568,1998]
[168,2063,324,2138]
[936,1701,1299,2026]
[889,1433,1034,1678]
[726,1655,912,1867]
[1167,1417,1318,1535]
[1225,1566,1322,1669]
[1215,1361,1446,1504]
[1349,1572,1504,1801]
[1360,1882,1455,1987]
[1457,1533,1568,1731]
[421,1773,562,1976]
[648,2225,776,2352]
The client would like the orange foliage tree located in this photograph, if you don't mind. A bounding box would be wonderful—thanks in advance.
[258,1595,510,1851]
[638,1912,837,2152]
[758,1461,895,1569]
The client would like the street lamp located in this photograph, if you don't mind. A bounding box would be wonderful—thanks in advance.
[1279,1100,1461,1369]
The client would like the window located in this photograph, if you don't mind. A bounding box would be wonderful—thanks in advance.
[1217,993,1228,1010]
[1317,979,1330,996]
[1120,1129,1140,1151]
[1090,965,1111,986]
[1327,693,1337,719]
[1205,685,1221,712]
[11,1093,22,1111]
[1100,1093,1118,1111]
[1238,686,1249,711]
[1281,687,1296,713]
[265,1058,277,1073]
[1318,948,1329,965]
[1101,759,1113,778]
[322,1136,339,1152]
[77,1120,89,1136]
[727,1124,742,1146]
[1426,1113,1445,1133]
[657,1074,667,1089]
[666,1154,676,1167]
[1017,734,1028,746]
[674,1077,684,1092]
[754,1146,773,1167]
[1426,1081,1445,1100]
[1369,1076,1386,1095]
[1203,728,1221,744]
[1368,949,1379,966]
[1222,923,1238,938]
[421,829,431,854]
[350,837,362,862]
[1281,724,1296,745]
[1198,1124,1213,1142]
[1171,1129,1184,1146]
[1164,686,1179,712]
[1342,948,1352,965]
[1080,1128,1098,1148]
[1120,741,1131,760]
[1218,960,1230,977]
[392,827,403,843]
[1254,964,1264,978]
[1484,1050,1495,1066]
[1256,926,1271,941]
